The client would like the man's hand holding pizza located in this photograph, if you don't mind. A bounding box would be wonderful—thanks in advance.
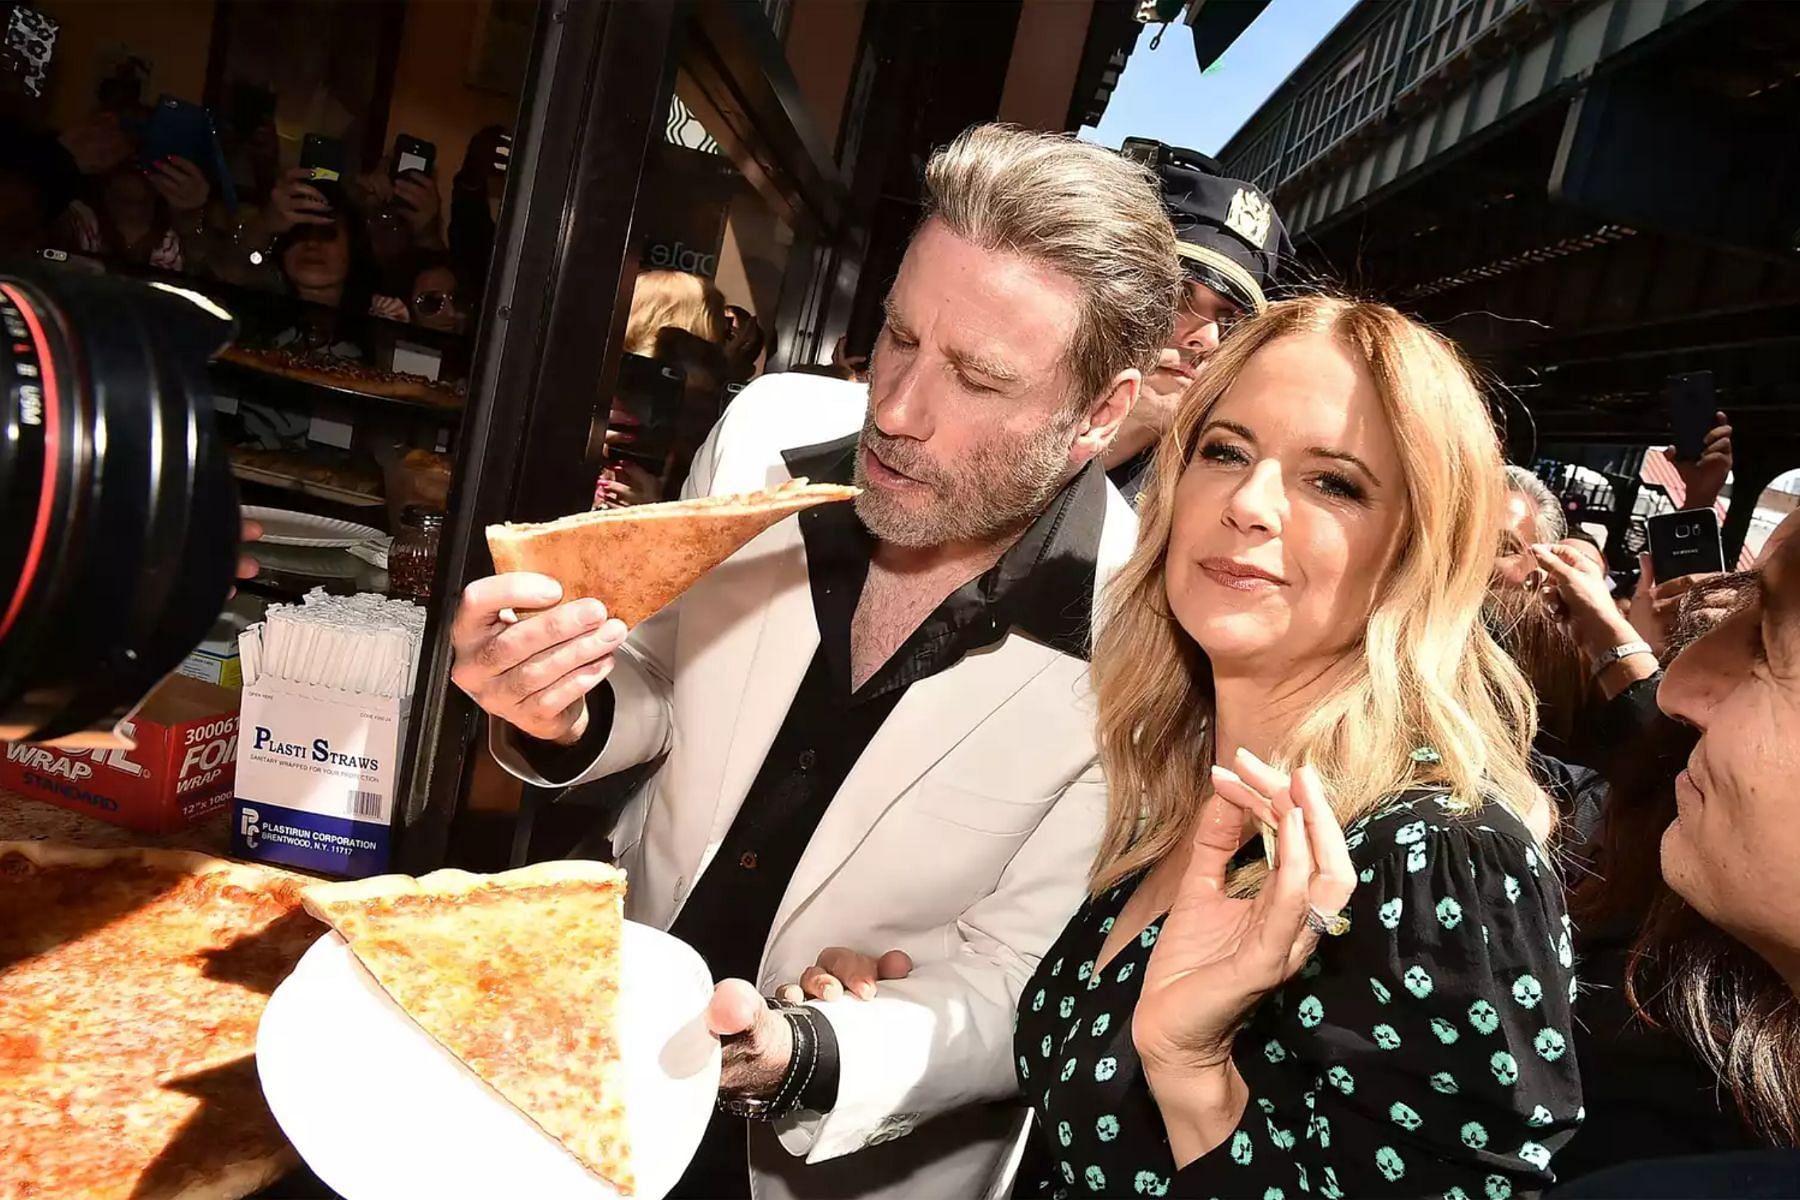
[450,574,629,745]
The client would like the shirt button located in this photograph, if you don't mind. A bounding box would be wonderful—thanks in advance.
[798,749,817,771]
[740,851,758,870]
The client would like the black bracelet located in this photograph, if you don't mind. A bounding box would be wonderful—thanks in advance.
[716,999,816,1121]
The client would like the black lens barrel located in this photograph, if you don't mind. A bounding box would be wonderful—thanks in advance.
[0,265,239,742]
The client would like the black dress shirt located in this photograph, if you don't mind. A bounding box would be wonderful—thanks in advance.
[646,433,1106,1197]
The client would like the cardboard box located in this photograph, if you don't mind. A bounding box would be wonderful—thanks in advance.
[175,642,243,689]
[231,676,404,878]
[174,608,251,689]
[0,675,242,833]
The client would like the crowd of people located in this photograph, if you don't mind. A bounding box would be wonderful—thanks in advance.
[1,94,508,344]
[16,78,1794,1194]
[446,122,1799,1199]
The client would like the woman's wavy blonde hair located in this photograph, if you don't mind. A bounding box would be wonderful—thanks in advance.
[1090,295,1540,895]
[624,269,726,356]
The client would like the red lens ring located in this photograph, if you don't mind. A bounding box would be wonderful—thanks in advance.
[0,282,61,642]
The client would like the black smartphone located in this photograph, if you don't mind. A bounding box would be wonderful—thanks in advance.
[1648,508,1725,583]
[1664,370,1716,462]
[611,353,685,471]
[391,134,436,179]
[300,133,346,183]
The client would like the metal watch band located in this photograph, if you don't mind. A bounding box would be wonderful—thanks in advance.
[1592,639,1654,677]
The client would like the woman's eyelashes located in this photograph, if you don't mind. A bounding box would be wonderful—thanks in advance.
[1195,440,1370,504]
[1313,470,1368,504]
[1197,439,1250,467]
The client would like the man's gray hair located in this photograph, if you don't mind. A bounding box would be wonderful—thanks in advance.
[1503,464,1566,542]
[923,123,1183,407]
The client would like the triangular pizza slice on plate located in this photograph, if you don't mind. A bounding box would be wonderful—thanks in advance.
[301,862,633,1194]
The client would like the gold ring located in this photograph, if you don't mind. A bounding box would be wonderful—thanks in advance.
[1305,906,1351,937]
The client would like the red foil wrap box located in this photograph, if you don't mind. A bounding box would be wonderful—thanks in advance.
[0,676,242,833]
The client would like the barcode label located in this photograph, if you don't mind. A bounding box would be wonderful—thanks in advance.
[348,789,383,819]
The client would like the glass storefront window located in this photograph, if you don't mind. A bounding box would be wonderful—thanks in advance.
[3,0,533,595]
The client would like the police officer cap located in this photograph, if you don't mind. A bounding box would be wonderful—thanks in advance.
[1150,143,1291,315]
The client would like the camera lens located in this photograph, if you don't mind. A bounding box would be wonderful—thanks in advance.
[1,264,239,743]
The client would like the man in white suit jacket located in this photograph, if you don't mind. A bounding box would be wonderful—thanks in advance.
[452,124,1183,1200]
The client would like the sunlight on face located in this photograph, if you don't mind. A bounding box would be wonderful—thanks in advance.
[854,219,1087,548]
[1658,530,1800,965]
[1164,332,1407,680]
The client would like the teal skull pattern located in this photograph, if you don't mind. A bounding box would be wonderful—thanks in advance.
[1010,787,1580,1197]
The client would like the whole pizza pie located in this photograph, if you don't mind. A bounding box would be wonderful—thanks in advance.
[0,842,315,1200]
[218,346,466,409]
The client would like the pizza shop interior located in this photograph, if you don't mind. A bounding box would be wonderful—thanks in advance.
[0,1,1150,1196]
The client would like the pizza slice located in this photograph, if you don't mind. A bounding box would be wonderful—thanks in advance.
[486,477,860,626]
[301,862,633,1194]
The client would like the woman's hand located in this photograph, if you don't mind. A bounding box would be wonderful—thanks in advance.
[148,156,210,221]
[775,948,914,1003]
[1134,749,1355,1158]
[596,458,660,508]
[267,168,333,236]
[1531,543,1633,657]
[370,294,411,323]
[1673,412,1732,511]
[1628,553,1719,659]
[393,171,443,243]
[356,159,396,208]
[1134,751,1355,1074]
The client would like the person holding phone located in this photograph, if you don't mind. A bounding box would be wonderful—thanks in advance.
[593,270,729,508]
[258,177,407,332]
[1628,412,1735,657]
[59,146,213,274]
[357,135,446,283]
[449,124,509,295]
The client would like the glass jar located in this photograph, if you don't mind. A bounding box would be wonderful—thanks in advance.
[389,506,444,600]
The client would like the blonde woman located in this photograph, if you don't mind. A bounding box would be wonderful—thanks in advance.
[622,268,726,354]
[599,269,729,506]
[1011,297,1582,1197]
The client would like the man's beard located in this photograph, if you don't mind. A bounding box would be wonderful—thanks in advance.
[852,408,1076,548]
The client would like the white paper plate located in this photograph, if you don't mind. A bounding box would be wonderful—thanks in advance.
[245,505,385,548]
[257,923,720,1200]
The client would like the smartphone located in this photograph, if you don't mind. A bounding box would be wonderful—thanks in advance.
[142,96,216,170]
[1648,508,1725,583]
[391,133,436,179]
[610,353,685,471]
[1664,370,1716,462]
[300,133,346,183]
[139,94,238,213]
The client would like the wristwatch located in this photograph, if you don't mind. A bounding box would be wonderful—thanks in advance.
[716,998,819,1121]
[1591,639,1654,677]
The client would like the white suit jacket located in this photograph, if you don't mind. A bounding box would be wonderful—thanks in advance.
[492,373,1138,1200]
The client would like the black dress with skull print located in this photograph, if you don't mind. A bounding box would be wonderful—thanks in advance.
[1014,787,1584,1199]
